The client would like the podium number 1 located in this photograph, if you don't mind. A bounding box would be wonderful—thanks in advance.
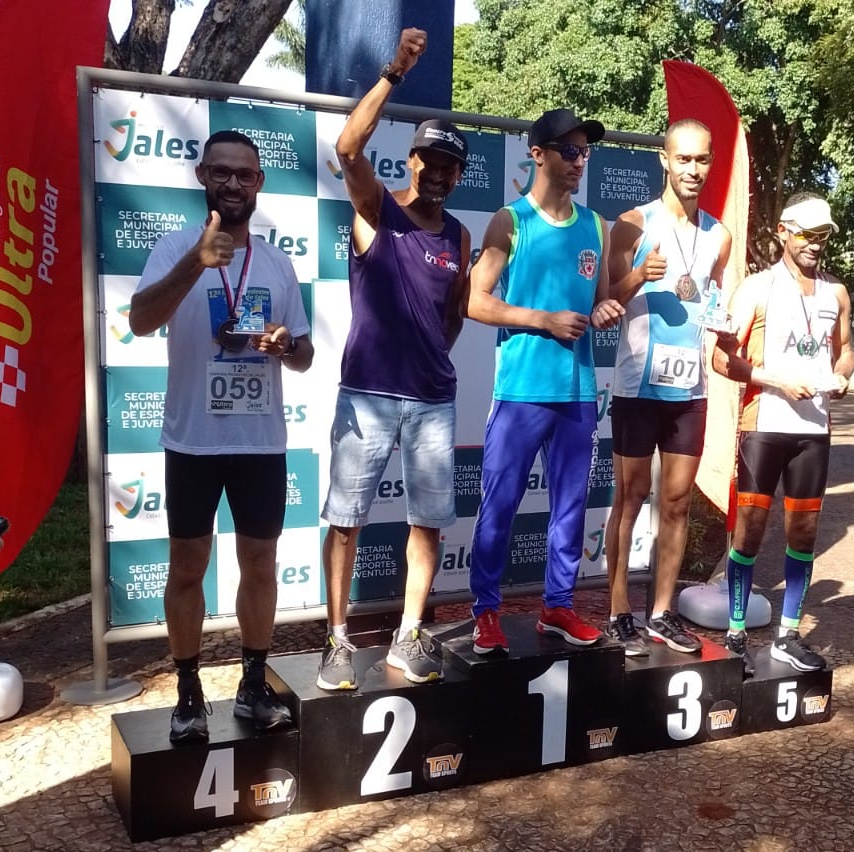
[528,661,569,765]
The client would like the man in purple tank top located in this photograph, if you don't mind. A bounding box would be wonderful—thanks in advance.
[317,28,471,691]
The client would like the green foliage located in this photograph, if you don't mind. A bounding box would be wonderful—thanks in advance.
[269,0,306,74]
[457,0,854,283]
[0,484,90,622]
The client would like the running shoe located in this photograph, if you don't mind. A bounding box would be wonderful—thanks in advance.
[770,630,826,672]
[606,612,650,657]
[169,682,211,745]
[724,630,756,677]
[386,628,443,683]
[233,680,292,730]
[646,610,702,653]
[316,634,358,690]
[537,605,601,646]
[472,609,509,655]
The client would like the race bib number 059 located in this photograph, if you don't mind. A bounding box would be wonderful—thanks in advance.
[206,360,273,414]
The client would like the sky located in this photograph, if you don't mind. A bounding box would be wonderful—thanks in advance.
[108,0,479,89]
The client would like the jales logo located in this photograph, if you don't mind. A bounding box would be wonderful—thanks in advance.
[114,473,165,519]
[104,111,200,163]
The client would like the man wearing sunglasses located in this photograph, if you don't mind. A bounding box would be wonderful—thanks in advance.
[316,28,471,690]
[465,108,624,655]
[130,130,314,743]
[712,192,853,675]
[605,119,732,657]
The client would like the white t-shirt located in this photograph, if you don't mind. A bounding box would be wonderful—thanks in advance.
[135,226,310,454]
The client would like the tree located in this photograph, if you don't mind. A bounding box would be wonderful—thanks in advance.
[105,0,294,82]
[454,0,853,280]
[267,0,306,74]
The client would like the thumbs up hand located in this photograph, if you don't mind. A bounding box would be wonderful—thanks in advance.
[198,211,235,268]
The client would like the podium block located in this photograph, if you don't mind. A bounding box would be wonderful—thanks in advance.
[112,700,300,842]
[740,646,833,734]
[621,638,744,753]
[424,614,625,778]
[266,647,473,813]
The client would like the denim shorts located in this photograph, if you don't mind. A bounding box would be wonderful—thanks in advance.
[321,389,456,528]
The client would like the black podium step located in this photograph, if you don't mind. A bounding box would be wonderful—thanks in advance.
[111,621,834,842]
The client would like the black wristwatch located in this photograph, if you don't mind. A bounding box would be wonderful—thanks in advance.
[379,63,405,86]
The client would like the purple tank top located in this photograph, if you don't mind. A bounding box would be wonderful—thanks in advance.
[339,189,462,402]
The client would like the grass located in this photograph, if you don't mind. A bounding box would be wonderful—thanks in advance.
[0,482,91,623]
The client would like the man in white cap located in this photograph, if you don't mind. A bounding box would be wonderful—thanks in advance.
[317,27,470,690]
[713,191,853,675]
[465,107,624,655]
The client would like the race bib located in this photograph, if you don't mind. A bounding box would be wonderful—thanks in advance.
[650,344,700,390]
[205,360,273,414]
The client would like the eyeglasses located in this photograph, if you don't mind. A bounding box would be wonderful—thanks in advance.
[203,165,263,187]
[542,142,592,162]
[783,223,832,245]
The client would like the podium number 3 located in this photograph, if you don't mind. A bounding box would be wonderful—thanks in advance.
[667,670,703,741]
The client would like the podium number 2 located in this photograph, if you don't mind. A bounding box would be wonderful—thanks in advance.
[361,696,416,796]
[667,671,703,741]
[194,748,240,817]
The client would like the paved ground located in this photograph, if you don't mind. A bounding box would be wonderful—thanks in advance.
[2,398,854,852]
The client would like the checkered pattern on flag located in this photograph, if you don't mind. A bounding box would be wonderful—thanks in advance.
[0,0,110,569]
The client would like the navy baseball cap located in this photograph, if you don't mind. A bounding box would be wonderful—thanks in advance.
[410,119,468,165]
[528,108,605,148]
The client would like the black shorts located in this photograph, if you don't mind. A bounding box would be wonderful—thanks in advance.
[165,450,288,539]
[737,432,830,509]
[611,396,707,458]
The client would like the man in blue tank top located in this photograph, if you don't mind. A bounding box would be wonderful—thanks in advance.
[466,108,624,655]
[317,28,471,690]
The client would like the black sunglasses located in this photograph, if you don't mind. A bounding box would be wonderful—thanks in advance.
[541,142,592,162]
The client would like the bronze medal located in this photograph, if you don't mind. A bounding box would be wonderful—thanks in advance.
[675,274,699,301]
[217,317,248,352]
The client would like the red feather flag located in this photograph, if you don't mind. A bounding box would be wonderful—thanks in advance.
[0,0,110,569]
[663,59,750,530]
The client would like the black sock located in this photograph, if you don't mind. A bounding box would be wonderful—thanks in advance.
[174,655,201,693]
[242,647,268,687]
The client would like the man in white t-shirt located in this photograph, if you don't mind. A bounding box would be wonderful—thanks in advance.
[130,130,314,744]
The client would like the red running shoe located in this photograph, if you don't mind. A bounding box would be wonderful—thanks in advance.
[472,609,509,655]
[537,605,601,646]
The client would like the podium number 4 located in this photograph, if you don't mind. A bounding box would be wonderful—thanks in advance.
[194,748,240,817]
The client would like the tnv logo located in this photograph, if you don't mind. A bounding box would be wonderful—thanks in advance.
[425,753,463,776]
[250,778,295,806]
[587,727,617,749]
[803,695,829,715]
[708,708,737,730]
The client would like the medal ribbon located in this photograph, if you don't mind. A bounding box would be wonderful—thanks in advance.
[218,234,253,319]
[672,221,699,279]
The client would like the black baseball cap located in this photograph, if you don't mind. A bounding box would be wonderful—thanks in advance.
[410,119,468,166]
[528,108,605,148]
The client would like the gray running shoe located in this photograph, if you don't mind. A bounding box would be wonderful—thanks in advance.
[316,634,358,691]
[606,612,650,657]
[724,631,756,677]
[646,610,702,653]
[233,680,292,730]
[386,628,443,683]
[169,684,211,745]
[770,630,826,672]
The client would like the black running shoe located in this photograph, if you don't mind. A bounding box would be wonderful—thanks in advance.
[606,612,650,657]
[724,631,756,677]
[646,610,702,653]
[169,684,211,744]
[233,680,292,730]
[770,630,826,672]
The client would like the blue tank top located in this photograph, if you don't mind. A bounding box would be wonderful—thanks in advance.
[340,189,462,402]
[493,195,603,403]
